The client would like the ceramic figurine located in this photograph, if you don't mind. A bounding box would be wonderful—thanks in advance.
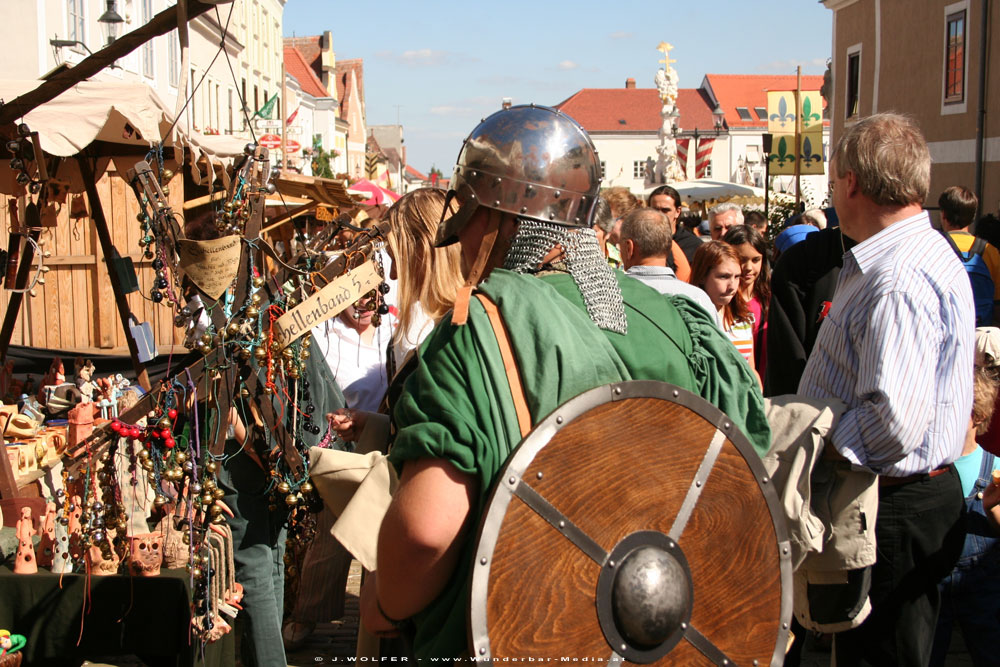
[74,361,96,403]
[51,518,72,574]
[35,502,56,567]
[87,534,120,576]
[67,495,83,563]
[156,514,189,570]
[37,357,65,402]
[0,629,26,656]
[128,532,163,576]
[13,507,37,574]
[67,403,94,450]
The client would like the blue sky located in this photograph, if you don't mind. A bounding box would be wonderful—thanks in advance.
[283,1,833,175]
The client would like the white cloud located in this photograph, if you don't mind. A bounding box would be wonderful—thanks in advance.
[375,49,461,67]
[557,60,579,71]
[429,105,472,115]
[609,31,633,40]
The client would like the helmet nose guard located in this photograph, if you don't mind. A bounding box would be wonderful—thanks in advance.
[435,105,601,247]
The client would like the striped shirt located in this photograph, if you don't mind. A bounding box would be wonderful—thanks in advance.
[798,212,974,477]
[725,317,755,365]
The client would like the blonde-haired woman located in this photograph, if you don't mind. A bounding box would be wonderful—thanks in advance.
[329,187,463,444]
[384,187,464,366]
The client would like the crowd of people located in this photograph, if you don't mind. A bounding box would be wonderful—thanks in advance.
[258,107,1000,665]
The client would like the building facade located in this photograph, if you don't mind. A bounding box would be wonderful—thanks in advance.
[824,0,1000,212]
[8,0,286,143]
[555,74,829,206]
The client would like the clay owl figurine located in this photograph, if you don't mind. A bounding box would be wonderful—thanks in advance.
[35,502,57,568]
[14,507,37,574]
[128,532,163,576]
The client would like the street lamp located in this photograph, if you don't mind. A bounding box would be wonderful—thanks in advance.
[98,0,125,47]
[712,105,725,132]
[49,38,94,56]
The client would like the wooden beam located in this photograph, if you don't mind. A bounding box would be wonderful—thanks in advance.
[79,158,151,391]
[0,228,40,364]
[0,0,227,126]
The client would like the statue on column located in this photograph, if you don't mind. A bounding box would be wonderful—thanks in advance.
[654,42,686,184]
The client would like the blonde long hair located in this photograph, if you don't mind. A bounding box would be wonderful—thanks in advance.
[385,188,463,344]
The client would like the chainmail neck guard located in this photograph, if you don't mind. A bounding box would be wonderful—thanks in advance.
[503,219,628,334]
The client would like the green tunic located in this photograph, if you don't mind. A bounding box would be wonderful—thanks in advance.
[389,269,769,659]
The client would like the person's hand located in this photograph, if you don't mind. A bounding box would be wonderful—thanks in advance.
[327,408,370,442]
[983,470,1000,512]
[359,572,401,637]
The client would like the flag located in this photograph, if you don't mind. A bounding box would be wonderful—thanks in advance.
[252,94,278,120]
[695,137,715,179]
[676,138,690,179]
[286,106,299,125]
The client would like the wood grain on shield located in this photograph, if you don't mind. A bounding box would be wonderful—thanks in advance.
[683,440,781,664]
[526,398,715,545]
[487,495,607,658]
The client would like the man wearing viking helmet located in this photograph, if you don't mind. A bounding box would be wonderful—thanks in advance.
[361,105,770,659]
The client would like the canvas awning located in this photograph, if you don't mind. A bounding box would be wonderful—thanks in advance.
[0,79,246,189]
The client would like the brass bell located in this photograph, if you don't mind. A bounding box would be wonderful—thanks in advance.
[285,494,299,506]
[175,451,187,464]
[252,277,265,288]
[286,367,300,380]
[206,460,218,474]
[158,416,172,429]
[251,293,262,305]
[246,306,260,318]
[281,347,294,360]
[301,336,311,349]
[213,488,225,500]
[227,322,240,336]
[153,495,168,509]
[299,349,310,360]
[161,169,174,181]
[277,481,290,494]
[300,481,314,494]
[201,493,215,506]
[253,346,267,360]
[200,333,213,346]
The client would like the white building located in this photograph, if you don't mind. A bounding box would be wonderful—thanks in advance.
[555,74,830,206]
[9,0,286,143]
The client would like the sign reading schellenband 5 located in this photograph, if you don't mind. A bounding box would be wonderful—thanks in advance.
[273,260,381,348]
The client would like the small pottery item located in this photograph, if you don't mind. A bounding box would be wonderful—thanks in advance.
[13,508,36,574]
[128,532,163,576]
[35,502,56,567]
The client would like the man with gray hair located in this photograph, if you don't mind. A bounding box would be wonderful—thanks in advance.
[799,113,973,666]
[708,202,744,240]
[619,208,720,325]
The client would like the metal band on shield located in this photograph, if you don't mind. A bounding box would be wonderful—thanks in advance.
[469,381,792,665]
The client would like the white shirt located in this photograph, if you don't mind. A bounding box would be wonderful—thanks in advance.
[798,212,975,476]
[312,313,395,412]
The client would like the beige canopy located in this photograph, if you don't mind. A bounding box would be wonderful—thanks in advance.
[0,79,246,188]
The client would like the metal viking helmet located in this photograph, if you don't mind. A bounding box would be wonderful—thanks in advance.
[435,104,602,247]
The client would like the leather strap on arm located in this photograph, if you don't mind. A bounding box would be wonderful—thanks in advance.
[475,293,531,438]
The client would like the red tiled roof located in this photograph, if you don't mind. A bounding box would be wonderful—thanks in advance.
[284,46,329,98]
[405,165,427,181]
[554,88,716,132]
[703,74,826,128]
[284,36,322,76]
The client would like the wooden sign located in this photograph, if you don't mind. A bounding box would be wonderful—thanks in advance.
[176,235,242,300]
[273,261,381,348]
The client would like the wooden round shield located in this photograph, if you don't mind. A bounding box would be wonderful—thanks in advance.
[469,381,791,665]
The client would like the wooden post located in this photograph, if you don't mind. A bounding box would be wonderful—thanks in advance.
[794,66,802,211]
[281,64,288,174]
[0,228,40,364]
[78,158,151,391]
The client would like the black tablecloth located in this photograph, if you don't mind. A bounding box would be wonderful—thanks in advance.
[0,565,233,667]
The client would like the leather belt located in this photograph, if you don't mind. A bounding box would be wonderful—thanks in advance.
[878,464,951,487]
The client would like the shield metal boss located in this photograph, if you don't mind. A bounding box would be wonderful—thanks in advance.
[469,381,792,665]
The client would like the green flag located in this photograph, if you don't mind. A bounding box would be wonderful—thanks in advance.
[253,94,278,120]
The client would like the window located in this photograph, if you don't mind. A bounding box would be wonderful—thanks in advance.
[141,0,154,78]
[846,47,861,118]
[167,30,179,87]
[754,107,768,121]
[190,69,197,127]
[228,89,234,134]
[736,107,753,122]
[633,161,644,179]
[703,161,713,178]
[945,9,966,103]
[67,0,86,44]
[254,85,259,113]
[600,161,606,179]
